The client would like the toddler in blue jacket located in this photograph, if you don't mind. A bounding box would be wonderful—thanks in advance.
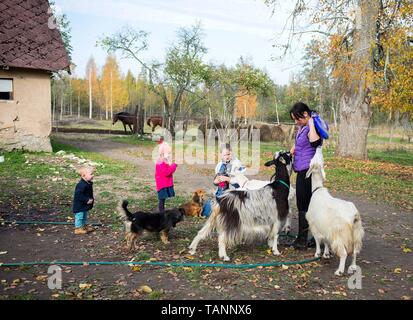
[72,166,95,235]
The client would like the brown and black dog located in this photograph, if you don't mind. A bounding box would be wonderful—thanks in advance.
[118,200,184,250]
[180,189,206,218]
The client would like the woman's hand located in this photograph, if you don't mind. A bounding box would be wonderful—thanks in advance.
[290,146,295,156]
[215,175,230,183]
[221,176,231,183]
[307,116,320,142]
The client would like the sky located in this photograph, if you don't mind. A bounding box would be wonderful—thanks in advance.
[54,0,310,85]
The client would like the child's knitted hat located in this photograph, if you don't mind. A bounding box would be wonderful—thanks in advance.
[158,140,172,159]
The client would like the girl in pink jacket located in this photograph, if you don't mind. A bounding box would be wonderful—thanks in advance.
[155,139,177,212]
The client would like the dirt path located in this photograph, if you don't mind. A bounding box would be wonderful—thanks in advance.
[1,133,411,300]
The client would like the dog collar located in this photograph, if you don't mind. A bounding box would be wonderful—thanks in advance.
[312,186,325,195]
[277,179,290,190]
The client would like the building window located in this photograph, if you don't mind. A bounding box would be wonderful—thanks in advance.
[0,78,13,100]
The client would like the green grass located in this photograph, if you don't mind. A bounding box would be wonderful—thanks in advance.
[110,135,156,147]
[51,138,133,176]
[324,161,413,209]
[368,148,413,166]
[148,290,164,300]
[0,139,142,228]
[368,134,407,144]
[0,150,75,180]
[135,251,152,261]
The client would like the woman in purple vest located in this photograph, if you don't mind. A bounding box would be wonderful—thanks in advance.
[289,102,322,250]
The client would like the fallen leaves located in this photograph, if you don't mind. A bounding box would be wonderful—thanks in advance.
[35,275,48,282]
[138,285,153,294]
[79,283,92,290]
[401,245,411,254]
[332,291,347,297]
[130,266,142,272]
[315,289,329,295]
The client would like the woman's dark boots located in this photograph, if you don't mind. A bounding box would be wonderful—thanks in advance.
[292,211,309,250]
[307,237,316,247]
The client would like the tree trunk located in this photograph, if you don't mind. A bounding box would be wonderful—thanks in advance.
[338,91,371,158]
[89,69,93,119]
[60,84,64,121]
[337,0,378,159]
[132,104,144,135]
[110,70,113,120]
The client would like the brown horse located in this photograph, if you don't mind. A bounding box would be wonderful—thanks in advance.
[113,112,135,133]
[147,116,163,132]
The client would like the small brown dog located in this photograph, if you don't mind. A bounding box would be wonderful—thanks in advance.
[180,189,206,218]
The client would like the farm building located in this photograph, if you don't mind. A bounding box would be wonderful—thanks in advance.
[0,0,70,152]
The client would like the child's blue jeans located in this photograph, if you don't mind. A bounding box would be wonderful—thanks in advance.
[74,211,88,228]
[202,199,212,218]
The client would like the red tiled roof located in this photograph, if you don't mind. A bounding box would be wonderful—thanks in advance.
[0,0,70,72]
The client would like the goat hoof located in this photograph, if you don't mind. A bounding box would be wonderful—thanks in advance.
[323,253,331,259]
[334,270,344,276]
[347,265,357,274]
[272,250,281,256]
[220,256,230,262]
[314,252,321,258]
[188,249,196,255]
[281,226,291,234]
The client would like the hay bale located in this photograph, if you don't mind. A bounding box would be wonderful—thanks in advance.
[253,123,272,142]
[270,125,286,142]
[198,119,223,139]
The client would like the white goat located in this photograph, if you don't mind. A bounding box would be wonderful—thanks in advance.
[306,148,364,276]
[229,170,296,234]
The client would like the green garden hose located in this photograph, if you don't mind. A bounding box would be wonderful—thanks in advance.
[0,257,320,269]
[3,220,103,226]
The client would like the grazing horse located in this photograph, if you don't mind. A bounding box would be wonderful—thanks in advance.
[147,116,163,132]
[113,112,135,133]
